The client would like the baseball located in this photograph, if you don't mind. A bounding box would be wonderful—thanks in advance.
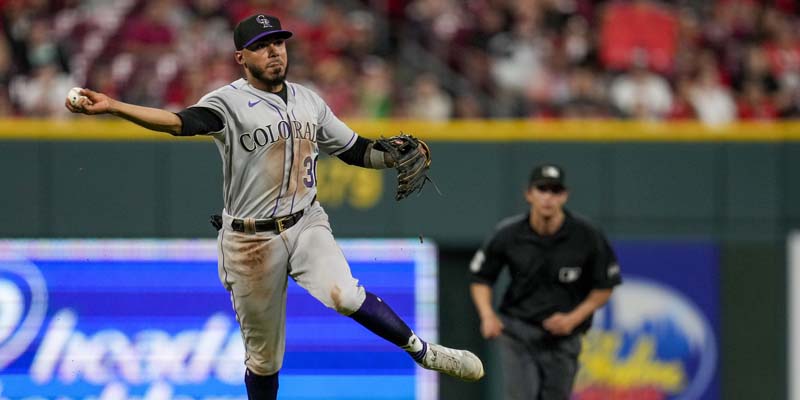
[67,87,88,107]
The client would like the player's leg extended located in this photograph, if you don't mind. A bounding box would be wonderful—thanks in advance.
[286,202,484,381]
[218,225,290,399]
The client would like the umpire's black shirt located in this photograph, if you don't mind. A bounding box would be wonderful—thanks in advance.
[470,210,622,335]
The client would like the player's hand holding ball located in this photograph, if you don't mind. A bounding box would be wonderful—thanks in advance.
[65,87,112,115]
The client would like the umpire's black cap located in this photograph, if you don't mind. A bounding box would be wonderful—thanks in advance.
[529,164,566,188]
[234,14,293,51]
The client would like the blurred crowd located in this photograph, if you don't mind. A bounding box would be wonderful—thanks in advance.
[1,0,799,123]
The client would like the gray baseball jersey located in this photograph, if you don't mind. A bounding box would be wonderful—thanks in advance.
[197,78,367,376]
[196,78,357,218]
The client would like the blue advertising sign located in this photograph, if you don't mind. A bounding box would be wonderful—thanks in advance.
[574,241,720,400]
[0,240,438,400]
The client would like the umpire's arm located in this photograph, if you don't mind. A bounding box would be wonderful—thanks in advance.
[470,282,504,339]
[545,228,621,335]
[469,234,507,339]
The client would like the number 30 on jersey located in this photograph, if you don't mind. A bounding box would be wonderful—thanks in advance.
[303,156,318,188]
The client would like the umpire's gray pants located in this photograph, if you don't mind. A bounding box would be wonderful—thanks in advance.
[498,315,582,400]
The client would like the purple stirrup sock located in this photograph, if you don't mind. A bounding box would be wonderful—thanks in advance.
[245,369,278,400]
[349,292,427,362]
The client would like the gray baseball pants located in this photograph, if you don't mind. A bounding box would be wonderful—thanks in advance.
[217,201,367,376]
[498,315,582,400]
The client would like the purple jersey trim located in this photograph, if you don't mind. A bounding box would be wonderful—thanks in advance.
[269,103,284,119]
[270,196,281,217]
[248,93,285,118]
[287,109,302,214]
[289,191,296,214]
[270,111,289,218]
[330,132,357,155]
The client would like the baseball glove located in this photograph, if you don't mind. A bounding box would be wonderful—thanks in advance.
[375,133,432,201]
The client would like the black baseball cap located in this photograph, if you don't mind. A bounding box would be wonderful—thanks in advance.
[529,164,566,188]
[234,14,293,51]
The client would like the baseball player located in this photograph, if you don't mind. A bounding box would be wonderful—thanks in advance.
[65,13,483,399]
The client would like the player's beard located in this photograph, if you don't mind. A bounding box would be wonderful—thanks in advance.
[247,59,290,89]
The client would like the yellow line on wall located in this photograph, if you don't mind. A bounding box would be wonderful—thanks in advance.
[1,118,799,142]
[0,119,207,141]
[351,120,800,142]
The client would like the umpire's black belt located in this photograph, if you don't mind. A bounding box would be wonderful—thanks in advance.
[230,210,304,234]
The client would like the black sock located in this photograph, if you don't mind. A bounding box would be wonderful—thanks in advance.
[349,292,427,360]
[245,368,278,400]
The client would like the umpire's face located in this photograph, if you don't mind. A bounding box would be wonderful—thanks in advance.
[525,184,569,218]
[235,37,289,88]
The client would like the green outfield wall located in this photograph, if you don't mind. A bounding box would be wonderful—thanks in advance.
[2,119,799,399]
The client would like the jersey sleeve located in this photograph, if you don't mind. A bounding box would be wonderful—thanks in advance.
[469,229,507,286]
[313,93,357,156]
[192,92,229,139]
[589,229,622,289]
[175,107,224,136]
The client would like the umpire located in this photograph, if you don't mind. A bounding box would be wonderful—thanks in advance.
[469,164,622,400]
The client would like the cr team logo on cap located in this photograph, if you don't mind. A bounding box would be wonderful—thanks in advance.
[256,15,272,28]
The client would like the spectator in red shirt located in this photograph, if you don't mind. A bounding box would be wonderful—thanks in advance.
[600,0,678,74]
[667,77,696,120]
[123,0,177,58]
[737,79,779,120]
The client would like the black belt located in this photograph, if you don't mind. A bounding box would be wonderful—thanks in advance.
[230,210,304,233]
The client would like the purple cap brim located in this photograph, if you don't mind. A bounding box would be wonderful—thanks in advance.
[242,30,293,49]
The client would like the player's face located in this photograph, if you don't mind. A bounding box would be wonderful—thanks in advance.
[237,37,289,88]
[525,184,568,218]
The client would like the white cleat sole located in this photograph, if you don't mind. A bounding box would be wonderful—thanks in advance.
[418,343,485,382]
